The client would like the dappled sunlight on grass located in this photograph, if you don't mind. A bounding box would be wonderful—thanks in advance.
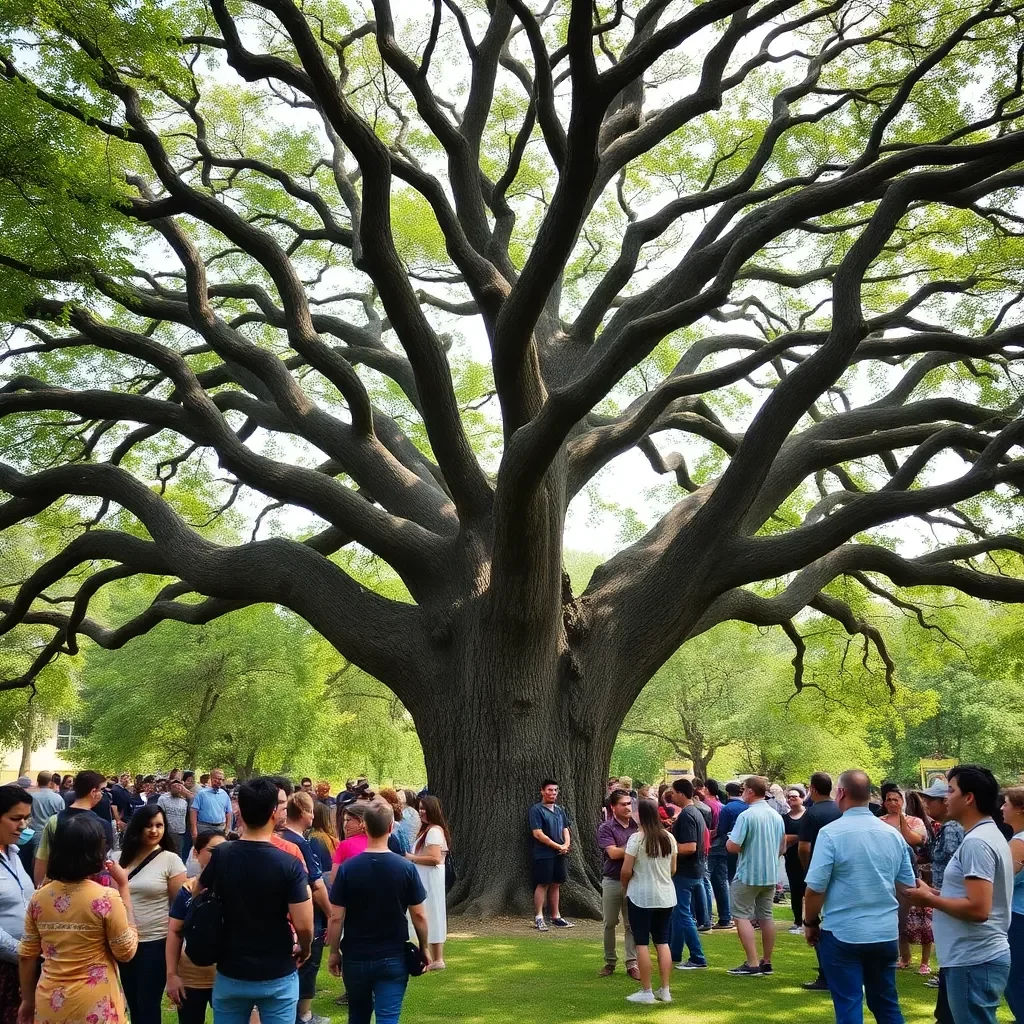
[158,917,1013,1022]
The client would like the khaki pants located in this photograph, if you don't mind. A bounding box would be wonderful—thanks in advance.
[602,877,637,966]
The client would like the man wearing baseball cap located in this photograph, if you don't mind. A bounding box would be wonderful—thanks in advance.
[916,779,965,1014]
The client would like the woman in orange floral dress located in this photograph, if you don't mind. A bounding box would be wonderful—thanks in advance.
[17,815,137,1024]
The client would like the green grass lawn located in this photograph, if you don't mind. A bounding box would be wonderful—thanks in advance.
[164,914,1016,1022]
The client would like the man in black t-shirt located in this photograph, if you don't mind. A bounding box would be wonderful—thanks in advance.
[328,801,429,1021]
[200,777,312,1022]
[798,772,842,992]
[669,779,709,969]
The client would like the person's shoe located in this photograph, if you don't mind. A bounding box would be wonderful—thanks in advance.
[598,963,615,977]
[727,963,764,977]
[759,960,773,975]
[788,925,804,935]
[655,987,672,1003]
[675,960,708,970]
[712,922,735,930]
[626,964,641,981]
[425,960,446,971]
[802,978,830,991]
[534,916,549,932]
[551,917,574,928]
[301,1016,330,1024]
[697,924,712,932]
[924,977,940,989]
[918,964,932,975]
[626,990,656,1004]
[334,992,349,1005]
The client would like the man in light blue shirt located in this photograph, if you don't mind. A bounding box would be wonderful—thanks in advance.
[189,767,232,839]
[725,776,785,977]
[904,764,1012,1024]
[804,770,916,1023]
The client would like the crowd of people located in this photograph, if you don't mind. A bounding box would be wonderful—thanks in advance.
[543,766,1021,1023]
[0,770,451,1024]
[1,761,1021,1024]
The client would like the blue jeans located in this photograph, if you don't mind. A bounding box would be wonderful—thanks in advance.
[1007,913,1024,1022]
[669,875,707,966]
[343,956,410,1024]
[708,852,732,925]
[699,875,714,929]
[943,959,1009,1024]
[212,970,298,1024]
[119,938,167,1024]
[817,931,904,1024]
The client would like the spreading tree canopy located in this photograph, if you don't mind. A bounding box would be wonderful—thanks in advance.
[2,0,1024,914]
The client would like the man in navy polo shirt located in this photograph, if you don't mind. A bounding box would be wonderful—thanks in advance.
[529,779,573,931]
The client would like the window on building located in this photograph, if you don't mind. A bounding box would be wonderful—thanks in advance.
[56,720,77,751]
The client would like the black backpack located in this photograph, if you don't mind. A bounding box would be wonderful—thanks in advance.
[182,882,223,967]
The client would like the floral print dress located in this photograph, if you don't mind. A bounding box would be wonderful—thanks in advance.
[18,880,137,1024]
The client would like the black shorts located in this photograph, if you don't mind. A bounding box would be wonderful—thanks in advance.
[532,856,568,886]
[627,899,672,946]
[298,935,325,999]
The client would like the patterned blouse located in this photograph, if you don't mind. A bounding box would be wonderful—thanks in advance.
[18,879,137,1024]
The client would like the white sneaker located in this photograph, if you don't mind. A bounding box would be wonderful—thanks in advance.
[656,988,672,1002]
[789,925,804,935]
[626,990,656,1004]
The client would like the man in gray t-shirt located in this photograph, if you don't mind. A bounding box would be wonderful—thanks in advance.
[904,765,1012,1024]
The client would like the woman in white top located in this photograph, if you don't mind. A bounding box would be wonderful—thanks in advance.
[621,799,677,1005]
[1003,787,1024,1021]
[116,804,186,1024]
[406,794,450,971]
[0,786,33,1024]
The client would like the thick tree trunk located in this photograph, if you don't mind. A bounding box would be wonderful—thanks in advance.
[409,618,619,920]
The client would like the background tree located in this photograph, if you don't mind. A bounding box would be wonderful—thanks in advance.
[3,0,1024,915]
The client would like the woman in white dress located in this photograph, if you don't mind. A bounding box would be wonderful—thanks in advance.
[406,795,450,971]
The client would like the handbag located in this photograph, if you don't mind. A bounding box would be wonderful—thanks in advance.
[182,874,223,967]
[405,941,427,977]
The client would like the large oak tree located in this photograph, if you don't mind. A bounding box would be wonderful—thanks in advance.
[3,0,1024,914]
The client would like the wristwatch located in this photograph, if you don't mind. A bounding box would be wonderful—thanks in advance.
[805,917,821,927]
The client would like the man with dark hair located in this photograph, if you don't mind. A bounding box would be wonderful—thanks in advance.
[803,770,916,1023]
[327,801,430,1022]
[300,778,313,795]
[726,776,785,977]
[201,776,313,1024]
[799,771,843,992]
[904,765,1013,1024]
[669,779,709,970]
[694,780,721,931]
[529,779,573,931]
[596,788,639,978]
[34,770,112,885]
[708,781,746,930]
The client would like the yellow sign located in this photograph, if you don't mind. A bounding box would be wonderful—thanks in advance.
[664,760,693,781]
[920,758,956,789]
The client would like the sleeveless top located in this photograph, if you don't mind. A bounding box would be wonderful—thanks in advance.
[1012,831,1024,916]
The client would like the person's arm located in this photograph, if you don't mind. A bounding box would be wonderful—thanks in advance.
[165,916,187,1008]
[223,795,231,833]
[530,829,564,853]
[409,901,431,965]
[289,894,314,965]
[899,814,926,847]
[1010,837,1024,878]
[17,954,38,1024]
[597,821,626,861]
[407,841,443,867]
[312,877,331,921]
[904,876,993,920]
[620,852,635,889]
[166,871,187,906]
[561,826,571,854]
[188,806,198,839]
[798,841,812,870]
[803,886,825,945]
[326,904,346,976]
